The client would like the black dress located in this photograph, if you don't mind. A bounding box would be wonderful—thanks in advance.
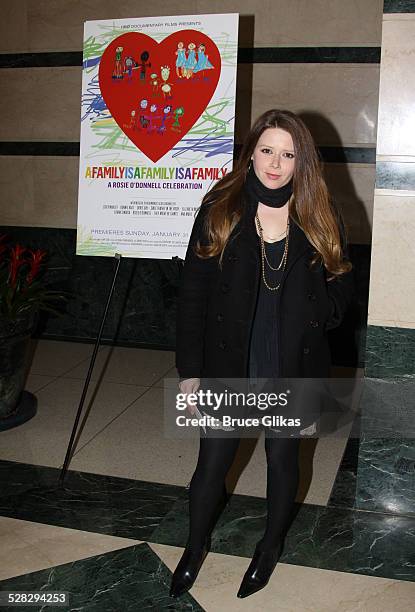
[248,236,286,379]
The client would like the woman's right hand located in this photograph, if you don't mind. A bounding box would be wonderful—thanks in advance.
[178,377,201,415]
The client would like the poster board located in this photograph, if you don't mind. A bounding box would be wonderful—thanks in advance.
[76,13,239,258]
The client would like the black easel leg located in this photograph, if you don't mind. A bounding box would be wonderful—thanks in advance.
[59,253,122,484]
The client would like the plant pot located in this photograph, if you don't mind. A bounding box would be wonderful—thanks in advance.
[0,312,37,424]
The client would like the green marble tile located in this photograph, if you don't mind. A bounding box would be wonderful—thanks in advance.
[356,436,415,516]
[359,321,415,521]
[2,459,414,583]
[0,543,203,611]
[354,378,415,438]
[150,487,415,582]
[0,460,184,540]
[365,326,415,378]
[283,503,415,581]
[327,437,359,509]
[376,161,415,190]
[384,0,415,13]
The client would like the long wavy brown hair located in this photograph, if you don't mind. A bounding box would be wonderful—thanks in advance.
[195,109,352,276]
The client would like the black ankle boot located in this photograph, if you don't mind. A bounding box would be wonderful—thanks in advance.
[237,539,284,599]
[169,536,211,598]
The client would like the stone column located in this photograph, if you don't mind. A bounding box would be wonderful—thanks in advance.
[356,1,415,515]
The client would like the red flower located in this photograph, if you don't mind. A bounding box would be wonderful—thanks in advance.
[9,244,27,288]
[26,249,47,285]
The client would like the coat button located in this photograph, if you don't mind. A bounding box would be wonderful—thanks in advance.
[219,340,226,350]
[308,293,316,301]
[303,347,310,355]
[221,283,229,293]
[216,313,223,322]
[310,320,319,328]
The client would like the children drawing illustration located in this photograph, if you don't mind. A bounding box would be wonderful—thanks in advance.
[175,42,186,78]
[112,46,124,79]
[158,104,172,134]
[98,28,222,162]
[150,73,160,96]
[193,44,214,78]
[184,43,197,79]
[139,98,149,128]
[124,55,136,81]
[171,106,184,131]
[160,66,173,99]
[139,51,151,81]
[129,110,137,129]
[147,103,159,132]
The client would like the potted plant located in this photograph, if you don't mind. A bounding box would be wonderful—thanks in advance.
[0,234,66,430]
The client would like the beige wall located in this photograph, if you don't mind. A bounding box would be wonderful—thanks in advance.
[0,0,383,52]
[0,0,382,242]
[367,14,415,329]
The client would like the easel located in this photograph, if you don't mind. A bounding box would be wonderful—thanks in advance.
[59,253,122,483]
[59,253,184,484]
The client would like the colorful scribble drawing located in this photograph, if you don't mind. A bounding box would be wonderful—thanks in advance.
[175,41,186,78]
[194,44,214,79]
[184,42,197,79]
[160,66,173,99]
[112,46,124,79]
[139,51,151,81]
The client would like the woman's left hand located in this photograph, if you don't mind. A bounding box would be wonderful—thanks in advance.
[178,377,201,415]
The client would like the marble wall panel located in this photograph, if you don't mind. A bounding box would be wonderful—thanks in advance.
[0,157,34,225]
[367,191,415,328]
[0,155,374,240]
[0,0,383,54]
[0,2,28,54]
[0,64,379,145]
[324,163,375,244]
[245,63,380,146]
[0,156,79,228]
[196,0,383,47]
[376,16,415,158]
[0,67,82,142]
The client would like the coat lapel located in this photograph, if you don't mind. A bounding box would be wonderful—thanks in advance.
[283,217,314,277]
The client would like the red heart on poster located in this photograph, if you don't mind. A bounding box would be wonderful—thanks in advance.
[98,31,221,163]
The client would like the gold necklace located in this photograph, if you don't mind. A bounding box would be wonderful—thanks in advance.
[255,214,289,271]
[255,214,290,290]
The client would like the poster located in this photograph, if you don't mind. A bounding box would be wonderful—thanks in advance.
[76,13,239,258]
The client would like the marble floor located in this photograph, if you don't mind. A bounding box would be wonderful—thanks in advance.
[0,339,414,611]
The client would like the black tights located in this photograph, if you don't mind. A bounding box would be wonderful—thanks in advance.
[187,434,301,551]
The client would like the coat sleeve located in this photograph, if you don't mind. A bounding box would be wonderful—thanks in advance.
[325,206,356,331]
[175,203,218,378]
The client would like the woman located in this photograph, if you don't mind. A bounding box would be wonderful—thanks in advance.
[170,109,355,599]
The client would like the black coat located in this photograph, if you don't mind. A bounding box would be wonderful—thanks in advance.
[176,194,355,381]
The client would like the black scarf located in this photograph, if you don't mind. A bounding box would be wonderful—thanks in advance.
[244,164,293,208]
